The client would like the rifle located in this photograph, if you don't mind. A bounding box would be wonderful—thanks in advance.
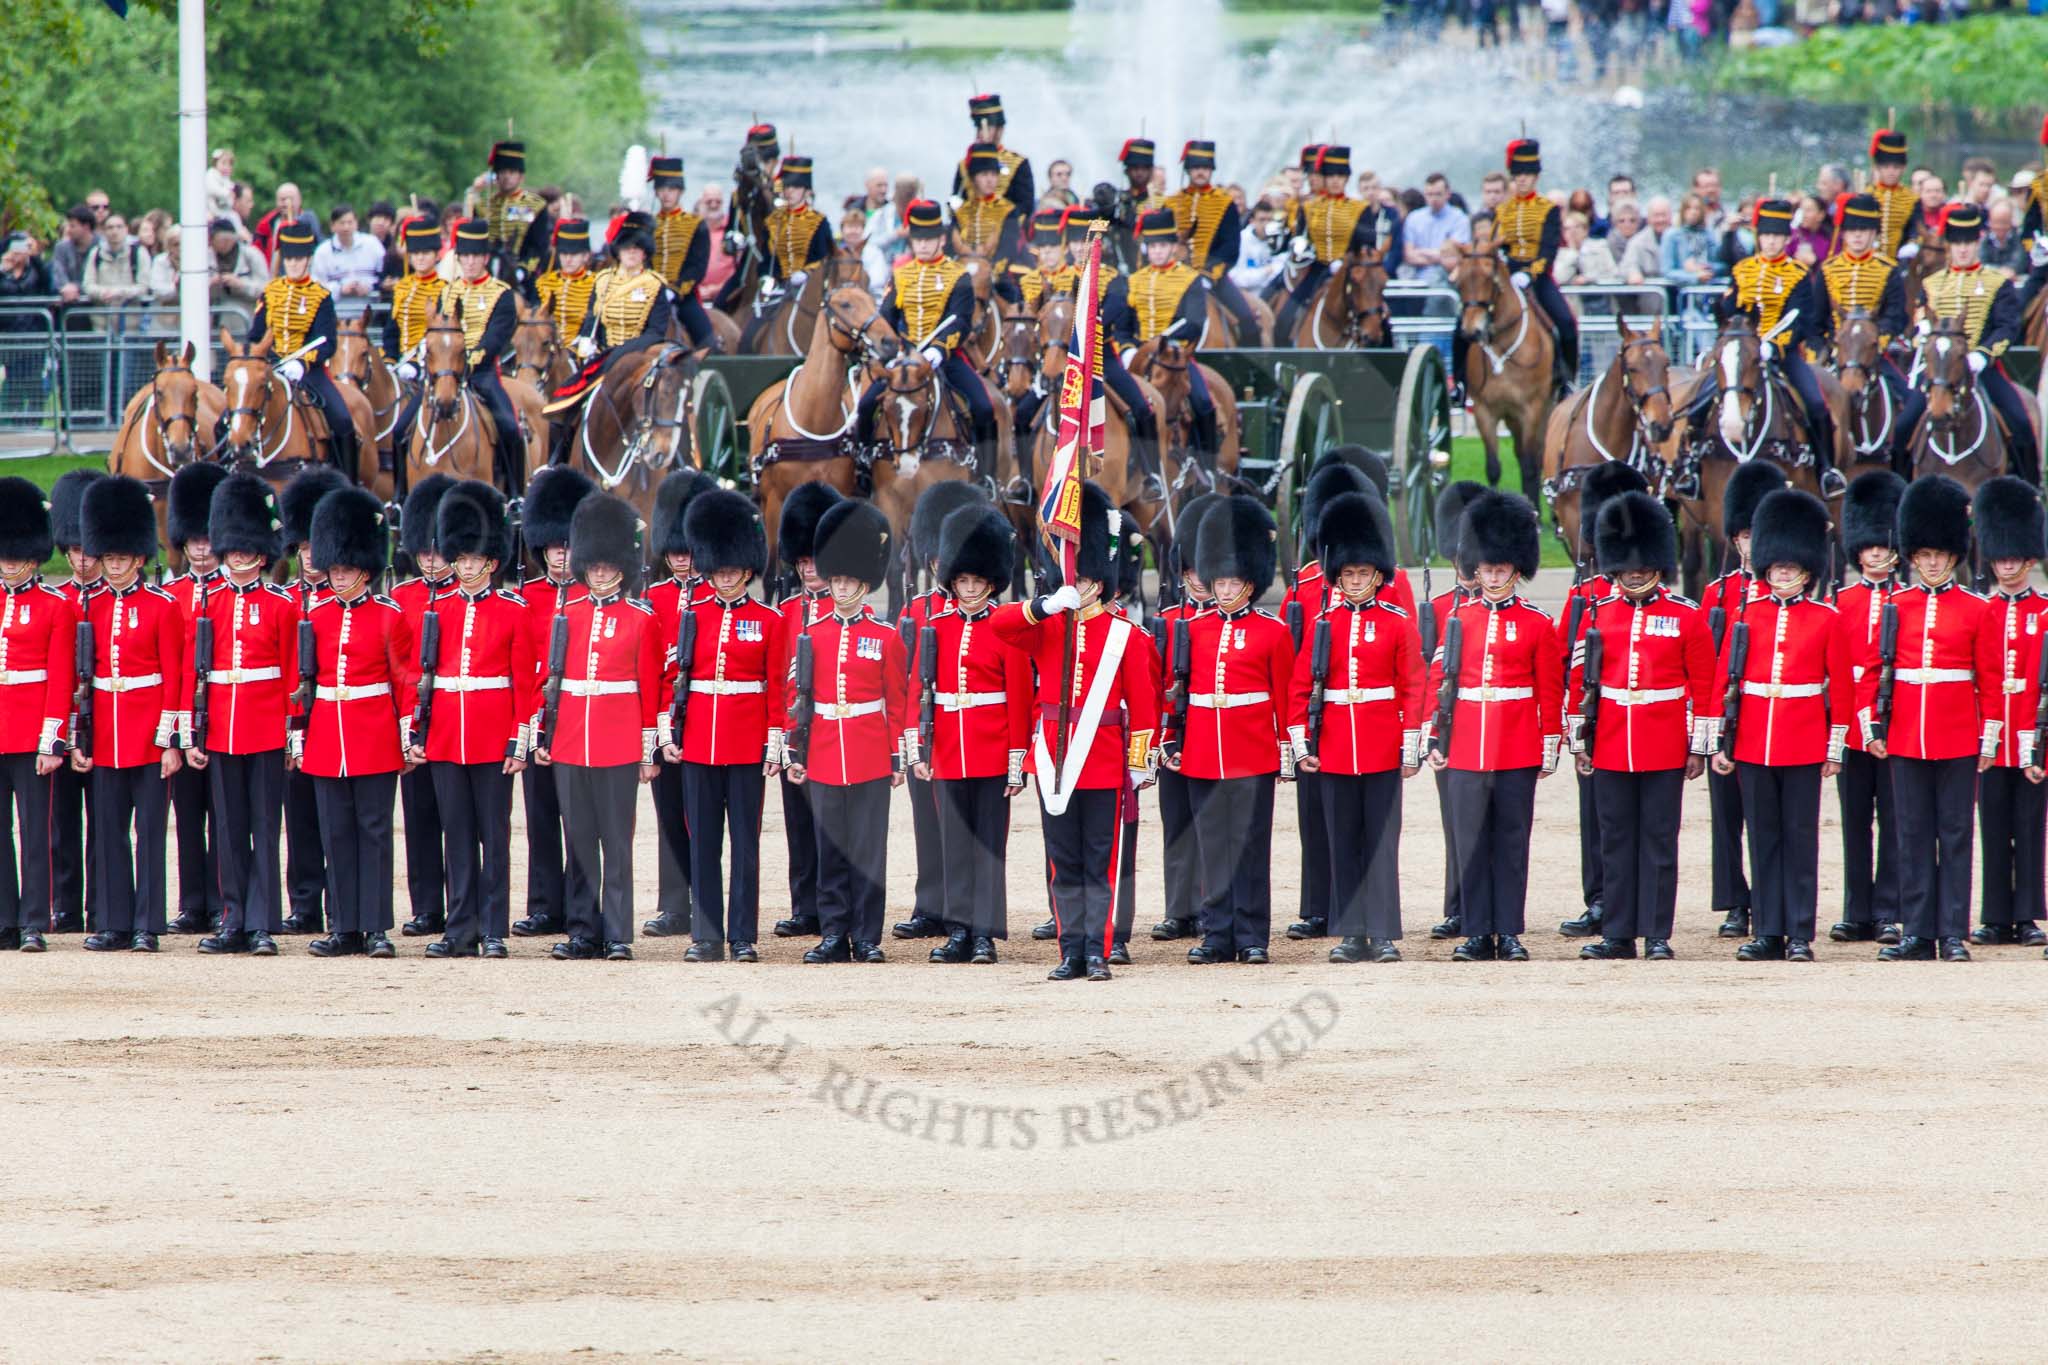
[1427,614,1463,760]
[290,618,317,732]
[1578,626,1603,759]
[1285,598,1304,651]
[788,632,816,767]
[540,611,569,754]
[916,623,937,768]
[667,607,697,755]
[69,621,94,758]
[1163,616,1192,754]
[1709,604,1726,655]
[1871,597,1900,746]
[191,581,214,752]
[411,609,440,751]
[1419,563,1437,658]
[1305,615,1333,758]
[1718,616,1750,758]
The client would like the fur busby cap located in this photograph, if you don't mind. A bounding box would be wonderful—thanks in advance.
[81,475,158,561]
[279,466,348,551]
[1843,471,1905,556]
[1075,480,1117,586]
[1435,480,1488,574]
[1314,444,1390,500]
[1594,491,1677,577]
[778,480,844,566]
[1973,476,2046,564]
[569,493,644,589]
[436,480,512,569]
[1462,491,1540,579]
[1897,474,1972,560]
[400,473,457,558]
[1723,460,1789,540]
[0,476,53,565]
[912,479,990,569]
[937,505,1017,593]
[1301,462,1370,554]
[1749,489,1832,581]
[1195,495,1279,600]
[1578,460,1650,553]
[655,468,715,559]
[522,464,596,551]
[685,487,767,577]
[49,468,107,550]
[207,472,284,563]
[167,461,230,550]
[1318,490,1395,577]
[813,498,892,588]
[1169,492,1221,580]
[307,486,388,575]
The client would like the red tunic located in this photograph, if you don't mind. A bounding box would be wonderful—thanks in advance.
[1566,588,1717,772]
[84,582,185,768]
[1713,594,1857,766]
[1177,606,1295,780]
[1284,596,1426,775]
[1425,595,1563,772]
[423,587,539,765]
[0,582,77,756]
[1287,561,1417,634]
[389,574,456,632]
[1833,576,1894,755]
[667,593,788,765]
[646,573,713,667]
[191,581,300,755]
[989,600,1160,790]
[794,608,909,787]
[521,573,591,686]
[1558,573,1614,663]
[161,568,222,623]
[918,604,1032,781]
[300,592,417,778]
[550,593,662,768]
[1973,587,2048,768]
[1854,582,1992,761]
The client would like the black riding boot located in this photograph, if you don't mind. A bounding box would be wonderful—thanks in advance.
[498,430,528,497]
[331,425,361,483]
[547,416,576,468]
[1808,407,1845,496]
[1191,407,1221,479]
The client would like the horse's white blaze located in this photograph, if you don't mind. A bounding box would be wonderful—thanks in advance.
[1717,342,1747,446]
[893,394,917,452]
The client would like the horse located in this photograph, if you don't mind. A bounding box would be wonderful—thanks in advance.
[216,327,387,501]
[864,354,1012,615]
[107,341,226,565]
[747,285,901,585]
[1538,318,1676,557]
[1906,316,2028,494]
[715,145,777,319]
[736,268,826,357]
[824,246,869,293]
[1286,249,1390,349]
[953,252,1002,372]
[510,298,574,395]
[408,310,549,502]
[1828,307,1907,481]
[1448,244,1556,498]
[567,341,703,537]
[1128,337,1242,498]
[331,317,406,481]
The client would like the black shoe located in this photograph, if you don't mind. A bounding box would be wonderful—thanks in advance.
[1829,920,1877,942]
[1150,917,1196,941]
[280,910,323,935]
[852,940,886,964]
[1085,956,1113,981]
[929,931,972,964]
[308,932,364,958]
[1370,938,1402,963]
[1452,935,1497,962]
[1785,939,1815,962]
[169,911,211,935]
[550,937,600,961]
[1497,934,1529,962]
[424,938,478,959]
[1878,936,1936,961]
[773,914,820,938]
[400,915,445,938]
[1877,922,1902,945]
[1285,917,1327,940]
[1031,917,1058,941]
[1238,946,1271,964]
[1559,904,1604,938]
[83,929,127,952]
[803,935,852,964]
[642,913,690,938]
[131,932,159,953]
[1735,935,1786,962]
[510,914,562,939]
[1969,923,2018,946]
[2021,923,2048,948]
[1717,908,1750,938]
[1186,941,1231,965]
[1938,937,1971,962]
[50,912,83,934]
[1108,941,1131,966]
[1329,935,1370,964]
[365,932,395,959]
[250,932,277,956]
[481,938,507,959]
[198,932,250,955]
[730,941,758,962]
[605,942,634,961]
[18,929,45,953]
[684,940,725,962]
[1048,956,1085,981]
[1579,937,1637,960]
[892,914,947,940]
[1429,915,1462,940]
[1644,938,1675,961]
[969,937,997,965]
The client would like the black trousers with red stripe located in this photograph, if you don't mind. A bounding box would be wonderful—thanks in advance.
[935,774,1008,939]
[93,764,168,935]
[1736,761,1822,941]
[1593,767,1684,940]
[313,771,397,935]
[1044,786,1121,961]
[1319,769,1403,940]
[169,762,219,923]
[652,760,694,924]
[209,750,284,936]
[1978,765,2046,927]
[1891,754,1976,941]
[685,760,766,945]
[0,752,52,930]
[810,777,889,944]
[1188,773,1277,952]
[1443,766,1537,937]
[432,760,513,947]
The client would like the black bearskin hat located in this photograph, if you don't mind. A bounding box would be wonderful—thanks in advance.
[279,466,348,552]
[1195,495,1279,600]
[1435,480,1488,577]
[1313,444,1390,500]
[1318,490,1396,577]
[569,494,644,589]
[813,499,893,588]
[1973,476,2046,564]
[1169,492,1221,581]
[1594,490,1677,578]
[0,476,52,565]
[656,468,715,560]
[523,464,596,552]
[436,479,513,569]
[937,505,1017,594]
[1301,462,1370,557]
[1842,470,1906,558]
[167,460,230,550]
[400,473,457,559]
[308,486,389,575]
[81,475,158,561]
[1462,490,1540,579]
[1723,460,1789,541]
[1074,480,1117,586]
[1897,474,1972,560]
[778,480,844,567]
[207,472,284,563]
[685,487,767,577]
[912,479,989,570]
[1748,489,1832,582]
[1578,460,1650,554]
[49,468,107,551]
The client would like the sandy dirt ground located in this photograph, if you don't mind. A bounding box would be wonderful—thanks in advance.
[7,585,2048,1363]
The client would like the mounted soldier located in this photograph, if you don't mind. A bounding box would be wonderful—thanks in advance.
[383,217,445,458]
[1483,138,1576,398]
[1014,206,1077,311]
[952,142,1025,304]
[952,93,1034,216]
[531,218,599,356]
[1811,192,1921,475]
[1272,145,1378,353]
[1865,129,1922,260]
[646,156,718,351]
[1106,137,1165,273]
[1163,140,1259,344]
[1111,208,1219,474]
[1916,202,2038,487]
[542,212,676,464]
[711,122,782,318]
[246,221,360,480]
[471,140,550,294]
[432,219,527,494]
[744,154,833,349]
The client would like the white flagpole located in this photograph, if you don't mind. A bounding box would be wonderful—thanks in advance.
[178,0,211,379]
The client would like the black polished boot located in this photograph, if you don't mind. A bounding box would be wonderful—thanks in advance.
[1558,903,1604,938]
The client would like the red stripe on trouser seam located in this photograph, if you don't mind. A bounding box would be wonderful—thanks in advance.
[1103,813,1123,958]
[1045,853,1062,939]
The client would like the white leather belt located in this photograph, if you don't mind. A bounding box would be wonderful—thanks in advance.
[1321,686,1395,704]
[207,666,281,684]
[435,675,510,693]
[819,699,884,719]
[93,674,162,692]
[316,682,390,701]
[1189,690,1271,709]
[0,669,47,685]
[937,690,1007,710]
[560,679,637,697]
[1896,668,1973,685]
[689,679,765,696]
[1741,681,1825,699]
[1604,686,1687,706]
[1457,686,1532,702]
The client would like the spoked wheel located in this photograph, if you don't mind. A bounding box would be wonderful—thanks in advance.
[1274,370,1343,571]
[690,368,740,484]
[1391,345,1452,565]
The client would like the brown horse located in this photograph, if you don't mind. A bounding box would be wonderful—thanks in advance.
[1128,337,1241,494]
[510,298,574,394]
[1829,307,1906,479]
[1907,317,2029,493]
[409,311,549,499]
[1287,249,1390,349]
[332,317,406,479]
[1448,244,1556,496]
[1539,319,1676,557]
[568,342,701,535]
[108,341,226,563]
[747,286,902,577]
[951,252,1003,372]
[865,355,1011,612]
[216,328,386,500]
[824,246,869,293]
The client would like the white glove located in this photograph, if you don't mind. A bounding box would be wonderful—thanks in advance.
[1041,584,1082,616]
[1968,351,1989,374]
[1510,271,1531,291]
[1897,242,1919,261]
[946,194,966,214]
[789,270,809,288]
[2031,241,2048,269]
[395,360,420,383]
[1287,235,1312,265]
[571,336,598,360]
[919,345,945,367]
[277,359,305,383]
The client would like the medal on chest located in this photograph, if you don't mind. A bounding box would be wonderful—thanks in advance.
[250,604,260,624]
[1505,620,1517,641]
[737,618,762,643]
[1363,620,1375,643]
[603,617,616,640]
[857,635,883,662]
[1233,627,1246,650]
[129,607,139,630]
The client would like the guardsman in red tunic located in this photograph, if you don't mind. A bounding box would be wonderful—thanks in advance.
[1106,548,1155,964]
[1425,492,1561,963]
[785,501,908,963]
[1711,491,1856,961]
[769,481,843,940]
[1162,495,1294,964]
[298,488,417,959]
[893,480,992,943]
[1829,473,1906,943]
[911,506,1030,964]
[1425,481,1487,943]
[1859,476,1993,962]
[407,481,535,959]
[991,482,1160,981]
[510,465,596,939]
[1569,491,1716,961]
[277,467,348,934]
[642,468,715,940]
[46,468,105,934]
[535,495,662,961]
[1147,490,1219,944]
[162,460,227,936]
[1697,461,1786,941]
[189,474,299,956]
[1968,478,2048,947]
[75,476,185,952]
[664,489,785,962]
[390,474,457,940]
[1288,491,1425,964]
[0,477,76,953]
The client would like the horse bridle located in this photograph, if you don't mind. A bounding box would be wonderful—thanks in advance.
[824,300,888,363]
[145,363,199,466]
[1339,257,1390,343]
[1614,334,1669,421]
[221,354,296,463]
[513,315,563,385]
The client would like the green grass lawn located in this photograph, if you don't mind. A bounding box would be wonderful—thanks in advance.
[1435,433,1576,570]
[4,452,110,576]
